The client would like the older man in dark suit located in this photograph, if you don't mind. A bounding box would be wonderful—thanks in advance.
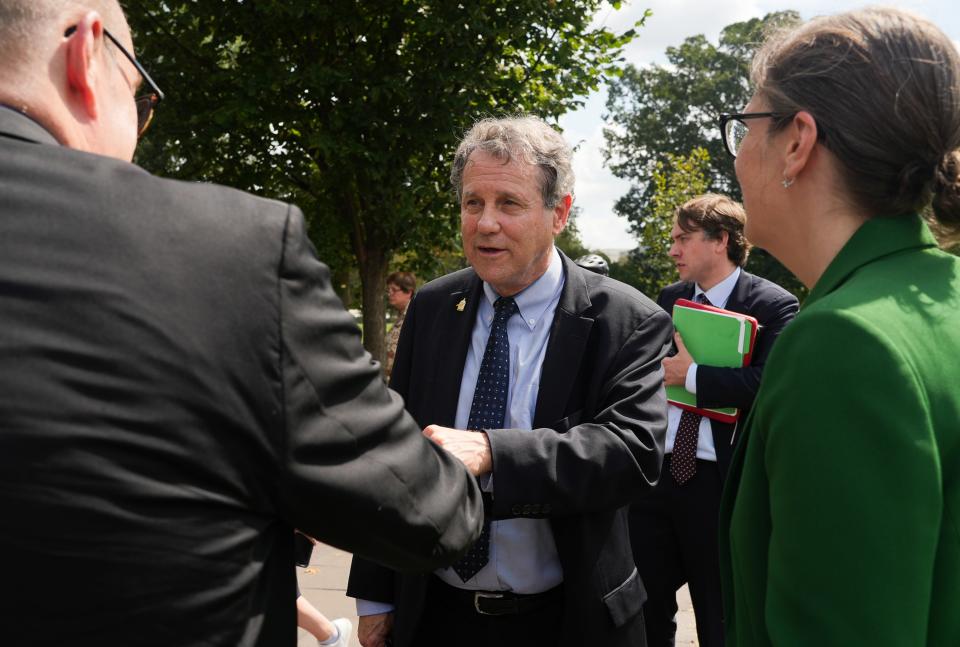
[348,116,675,647]
[629,194,798,647]
[0,2,482,645]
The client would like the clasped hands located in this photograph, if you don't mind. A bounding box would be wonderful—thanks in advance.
[426,333,692,474]
[356,427,491,647]
[423,425,493,476]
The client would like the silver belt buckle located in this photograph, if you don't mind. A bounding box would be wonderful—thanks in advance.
[474,591,505,615]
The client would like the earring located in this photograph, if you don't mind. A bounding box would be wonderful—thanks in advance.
[782,176,795,189]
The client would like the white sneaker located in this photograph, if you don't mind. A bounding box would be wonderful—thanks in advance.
[318,617,352,647]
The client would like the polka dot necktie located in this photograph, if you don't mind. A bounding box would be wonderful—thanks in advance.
[452,296,518,582]
[670,293,710,486]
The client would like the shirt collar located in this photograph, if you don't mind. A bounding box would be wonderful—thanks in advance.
[805,214,938,308]
[695,266,741,309]
[482,246,564,330]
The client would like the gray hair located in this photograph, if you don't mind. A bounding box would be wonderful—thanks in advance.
[450,116,575,208]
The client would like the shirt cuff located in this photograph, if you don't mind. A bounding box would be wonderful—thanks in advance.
[685,363,699,394]
[356,599,395,616]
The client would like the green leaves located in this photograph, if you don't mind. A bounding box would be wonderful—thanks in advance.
[602,10,807,299]
[603,11,800,211]
[610,148,710,297]
[126,0,638,357]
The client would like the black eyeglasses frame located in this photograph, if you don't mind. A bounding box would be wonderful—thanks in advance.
[718,112,793,158]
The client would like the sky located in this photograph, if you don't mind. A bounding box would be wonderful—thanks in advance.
[559,0,960,251]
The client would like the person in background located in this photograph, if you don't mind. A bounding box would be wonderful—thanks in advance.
[297,596,352,647]
[348,115,673,647]
[295,532,353,647]
[718,7,960,645]
[630,194,797,647]
[385,271,416,380]
[0,1,482,644]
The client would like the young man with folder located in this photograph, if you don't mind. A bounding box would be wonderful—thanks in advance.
[629,194,798,647]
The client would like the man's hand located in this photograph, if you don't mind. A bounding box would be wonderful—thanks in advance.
[662,332,693,387]
[423,425,493,476]
[358,612,393,647]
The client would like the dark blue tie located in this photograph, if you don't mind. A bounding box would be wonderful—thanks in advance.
[452,296,518,582]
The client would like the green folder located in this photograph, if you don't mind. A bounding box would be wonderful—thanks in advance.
[666,299,758,423]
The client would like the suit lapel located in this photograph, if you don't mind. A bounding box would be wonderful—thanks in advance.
[676,283,696,310]
[723,270,753,315]
[660,283,695,354]
[533,255,594,428]
[430,276,484,426]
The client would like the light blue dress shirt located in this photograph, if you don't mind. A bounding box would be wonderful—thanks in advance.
[664,266,741,462]
[356,248,566,616]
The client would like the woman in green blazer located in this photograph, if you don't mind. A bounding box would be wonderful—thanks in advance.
[718,8,960,646]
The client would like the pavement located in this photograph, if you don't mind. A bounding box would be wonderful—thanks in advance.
[297,543,699,647]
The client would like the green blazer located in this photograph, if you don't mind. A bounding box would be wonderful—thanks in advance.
[719,214,960,646]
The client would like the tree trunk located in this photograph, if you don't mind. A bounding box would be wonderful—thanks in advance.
[358,246,388,367]
[330,265,353,310]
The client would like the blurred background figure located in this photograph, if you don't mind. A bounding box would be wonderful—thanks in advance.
[385,271,416,380]
[295,533,353,646]
[574,253,609,276]
[719,7,960,646]
[298,596,352,647]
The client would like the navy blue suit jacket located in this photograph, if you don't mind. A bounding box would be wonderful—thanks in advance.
[657,270,798,479]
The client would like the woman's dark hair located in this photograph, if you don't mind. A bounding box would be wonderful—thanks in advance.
[752,8,960,242]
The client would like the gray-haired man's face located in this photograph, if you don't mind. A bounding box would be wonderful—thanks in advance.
[459,151,570,297]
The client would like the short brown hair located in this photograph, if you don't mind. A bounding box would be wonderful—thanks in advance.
[752,8,960,241]
[386,271,416,295]
[675,194,752,267]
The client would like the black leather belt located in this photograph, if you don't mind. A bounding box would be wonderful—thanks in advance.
[436,578,563,616]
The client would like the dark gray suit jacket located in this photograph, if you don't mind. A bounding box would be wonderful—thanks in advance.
[657,271,799,479]
[348,254,674,647]
[0,107,482,646]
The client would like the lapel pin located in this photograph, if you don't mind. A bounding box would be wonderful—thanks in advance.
[456,298,466,312]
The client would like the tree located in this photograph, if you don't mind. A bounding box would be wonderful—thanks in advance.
[609,147,710,297]
[603,10,807,299]
[126,0,642,362]
[603,11,799,202]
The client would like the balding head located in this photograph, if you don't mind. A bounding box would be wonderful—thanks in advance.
[0,0,141,161]
[0,0,127,71]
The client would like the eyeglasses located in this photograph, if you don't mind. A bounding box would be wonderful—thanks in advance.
[65,25,165,138]
[718,112,792,158]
